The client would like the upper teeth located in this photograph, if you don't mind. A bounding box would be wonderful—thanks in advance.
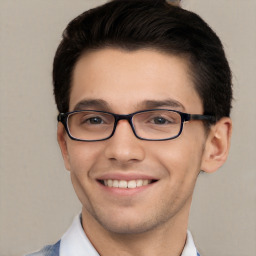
[103,179,151,189]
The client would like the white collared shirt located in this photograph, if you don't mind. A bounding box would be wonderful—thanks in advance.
[60,214,199,256]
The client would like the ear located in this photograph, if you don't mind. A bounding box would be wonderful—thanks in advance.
[57,122,71,171]
[200,117,232,173]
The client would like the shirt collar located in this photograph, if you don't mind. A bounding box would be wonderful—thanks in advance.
[60,214,199,256]
[181,230,198,256]
[60,214,99,256]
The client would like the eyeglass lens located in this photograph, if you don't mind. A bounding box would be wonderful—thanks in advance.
[67,110,182,141]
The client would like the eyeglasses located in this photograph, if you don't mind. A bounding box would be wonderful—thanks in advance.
[58,109,216,142]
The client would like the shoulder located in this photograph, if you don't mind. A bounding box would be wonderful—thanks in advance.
[25,240,60,256]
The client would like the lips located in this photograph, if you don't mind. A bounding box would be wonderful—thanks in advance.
[96,174,158,190]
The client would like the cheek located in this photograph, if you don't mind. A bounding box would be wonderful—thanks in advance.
[67,142,105,207]
[153,135,205,178]
[67,142,104,175]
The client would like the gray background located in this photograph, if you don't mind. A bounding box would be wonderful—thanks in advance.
[0,1,255,255]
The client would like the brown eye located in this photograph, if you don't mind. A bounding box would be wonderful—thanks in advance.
[86,116,103,124]
[152,117,169,124]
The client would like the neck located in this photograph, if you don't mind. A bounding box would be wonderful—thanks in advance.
[81,205,190,256]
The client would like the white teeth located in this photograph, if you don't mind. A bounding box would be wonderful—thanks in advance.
[102,179,153,188]
[128,180,137,188]
[119,180,128,188]
[136,179,143,187]
[107,179,113,187]
[113,180,119,188]
[143,180,149,186]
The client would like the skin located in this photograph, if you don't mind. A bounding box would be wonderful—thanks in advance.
[58,48,232,256]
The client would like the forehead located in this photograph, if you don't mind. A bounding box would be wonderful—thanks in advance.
[70,48,202,113]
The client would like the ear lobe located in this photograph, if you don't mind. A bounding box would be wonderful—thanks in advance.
[200,117,232,173]
[57,123,71,171]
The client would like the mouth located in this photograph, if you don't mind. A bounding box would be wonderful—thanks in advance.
[97,179,158,189]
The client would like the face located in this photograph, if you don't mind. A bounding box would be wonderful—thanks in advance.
[58,48,209,234]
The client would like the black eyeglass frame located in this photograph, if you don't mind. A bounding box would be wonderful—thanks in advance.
[57,109,216,142]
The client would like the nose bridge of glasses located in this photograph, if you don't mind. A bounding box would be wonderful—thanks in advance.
[114,113,134,129]
[111,113,137,138]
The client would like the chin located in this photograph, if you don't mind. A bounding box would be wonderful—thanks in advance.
[99,219,154,235]
[92,210,168,235]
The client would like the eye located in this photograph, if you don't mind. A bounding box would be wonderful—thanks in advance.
[86,116,103,124]
[150,115,175,125]
[152,117,169,124]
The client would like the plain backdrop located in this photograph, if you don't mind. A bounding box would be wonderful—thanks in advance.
[0,1,255,255]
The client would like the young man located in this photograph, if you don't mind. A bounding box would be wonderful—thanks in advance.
[27,0,232,255]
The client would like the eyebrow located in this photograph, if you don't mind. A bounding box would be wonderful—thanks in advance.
[72,98,185,112]
[140,99,185,111]
[73,99,111,111]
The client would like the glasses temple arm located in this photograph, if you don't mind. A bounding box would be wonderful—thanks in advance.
[190,114,216,122]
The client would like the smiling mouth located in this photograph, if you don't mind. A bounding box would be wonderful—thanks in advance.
[98,179,157,189]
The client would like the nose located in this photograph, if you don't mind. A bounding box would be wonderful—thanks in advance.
[104,119,146,164]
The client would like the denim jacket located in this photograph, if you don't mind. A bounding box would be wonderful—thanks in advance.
[25,241,60,256]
